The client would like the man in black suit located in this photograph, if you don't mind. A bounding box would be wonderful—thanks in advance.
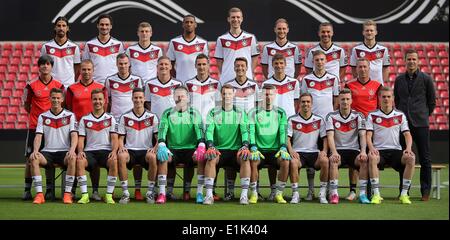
[394,49,436,201]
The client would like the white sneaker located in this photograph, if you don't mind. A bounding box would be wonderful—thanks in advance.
[203,195,214,205]
[240,195,249,205]
[345,191,357,201]
[290,192,300,204]
[91,191,102,201]
[319,192,328,204]
[146,192,155,204]
[224,192,235,201]
[119,194,130,204]
[305,189,315,201]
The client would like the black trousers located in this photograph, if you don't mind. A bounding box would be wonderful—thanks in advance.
[405,127,432,196]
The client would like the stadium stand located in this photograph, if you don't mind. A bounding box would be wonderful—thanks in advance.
[0,41,448,130]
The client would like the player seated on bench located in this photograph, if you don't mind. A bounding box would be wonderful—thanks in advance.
[29,88,78,204]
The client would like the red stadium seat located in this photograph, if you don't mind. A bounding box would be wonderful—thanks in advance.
[393,50,403,58]
[403,43,413,50]
[31,73,39,79]
[210,65,219,74]
[438,124,448,130]
[3,81,14,89]
[440,91,449,99]
[210,73,219,79]
[441,58,449,66]
[435,74,444,81]
[420,66,430,73]
[24,50,34,58]
[414,43,424,50]
[443,99,449,107]
[2,43,13,50]
[14,43,23,51]
[1,89,12,97]
[417,50,426,58]
[6,114,17,122]
[13,89,24,97]
[1,49,12,58]
[436,116,447,123]
[393,43,402,51]
[0,65,6,73]
[438,50,448,58]
[427,51,437,58]
[395,58,405,66]
[209,42,216,50]
[444,66,449,73]
[419,58,428,66]
[36,43,43,51]
[430,58,440,66]
[4,123,15,129]
[14,81,27,89]
[254,73,264,81]
[0,114,5,122]
[18,114,28,122]
[22,57,32,66]
[0,97,10,105]
[8,106,19,114]
[254,65,262,74]
[437,82,448,90]
[19,65,30,74]
[0,58,8,66]
[437,44,447,51]
[397,66,406,73]
[389,74,396,81]
[0,106,7,113]
[7,65,18,73]
[209,57,217,66]
[12,50,22,58]
[18,73,28,81]
[6,73,16,81]
[434,107,444,115]
[432,66,442,73]
[10,97,22,106]
[425,43,435,51]
[25,43,35,51]
[16,122,28,129]
[31,66,39,74]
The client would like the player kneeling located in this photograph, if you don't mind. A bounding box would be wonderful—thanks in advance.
[367,86,416,204]
[203,85,251,205]
[248,85,291,204]
[287,93,329,204]
[117,88,159,204]
[76,89,118,204]
[30,88,78,204]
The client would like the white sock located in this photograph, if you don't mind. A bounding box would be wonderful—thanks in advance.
[64,175,75,193]
[158,175,167,195]
[319,181,328,197]
[276,181,286,195]
[107,176,117,194]
[121,180,129,196]
[329,179,338,195]
[241,177,250,197]
[197,175,204,194]
[359,179,368,195]
[147,181,155,195]
[78,175,88,194]
[401,179,412,196]
[32,175,43,193]
[250,182,257,194]
[205,177,214,197]
[370,178,380,195]
[227,179,235,195]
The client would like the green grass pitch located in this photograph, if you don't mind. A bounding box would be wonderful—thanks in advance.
[0,166,448,220]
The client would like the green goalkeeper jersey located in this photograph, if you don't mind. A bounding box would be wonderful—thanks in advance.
[158,107,204,150]
[248,106,287,151]
[205,106,249,150]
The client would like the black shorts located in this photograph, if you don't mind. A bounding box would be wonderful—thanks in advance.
[337,149,359,169]
[25,130,44,157]
[127,150,149,170]
[217,150,240,170]
[41,151,67,169]
[299,152,320,170]
[258,150,279,170]
[170,149,195,168]
[85,150,111,172]
[378,149,404,172]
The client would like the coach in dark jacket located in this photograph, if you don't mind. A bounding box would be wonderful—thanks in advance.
[394,49,436,201]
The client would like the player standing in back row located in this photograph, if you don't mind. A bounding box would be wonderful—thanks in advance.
[167,15,209,83]
[215,7,259,84]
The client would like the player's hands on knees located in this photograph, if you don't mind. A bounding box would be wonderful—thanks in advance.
[108,151,117,161]
[358,152,368,162]
[318,151,327,160]
[193,142,206,162]
[66,150,76,160]
[118,147,128,154]
[30,151,41,161]
[403,148,415,158]
[77,151,86,160]
[157,142,172,162]
[205,147,221,161]
[275,146,291,160]
[250,146,265,161]
[149,145,157,154]
[368,148,379,156]
[237,145,250,161]
[290,151,300,161]
[329,152,340,164]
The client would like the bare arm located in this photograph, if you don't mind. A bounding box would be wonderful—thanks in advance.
[74,64,81,81]
[351,67,357,78]
[294,64,301,79]
[251,56,258,75]
[216,59,223,73]
[170,61,176,78]
[382,66,389,84]
[333,96,339,110]
[339,67,346,81]
[262,65,269,79]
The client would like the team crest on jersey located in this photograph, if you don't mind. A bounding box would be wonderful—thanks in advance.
[312,122,318,129]
[150,52,156,59]
[286,49,292,56]
[359,52,366,58]
[287,84,293,90]
[61,118,68,125]
[350,120,357,129]
[195,45,201,51]
[209,84,215,90]
[242,39,248,46]
[375,117,382,124]
[270,49,277,55]
[113,83,119,89]
[103,120,110,127]
[369,89,375,96]
[74,91,82,97]
[326,80,332,86]
[215,116,222,124]
[92,47,99,53]
[177,44,184,50]
[334,122,341,128]
[133,52,140,58]
[296,123,302,129]
[376,51,382,58]
[144,119,151,126]
[191,85,198,91]
[127,120,134,126]
[225,41,231,47]
[309,81,315,87]
[129,82,135,89]
[393,118,399,124]
[49,48,56,54]
[332,52,338,59]
[152,87,159,93]
[86,121,93,128]
[66,48,72,54]
[44,119,52,125]
[110,47,116,53]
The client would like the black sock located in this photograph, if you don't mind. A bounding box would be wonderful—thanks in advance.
[350,184,357,193]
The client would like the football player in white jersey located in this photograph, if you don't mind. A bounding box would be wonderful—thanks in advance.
[104,53,145,200]
[261,53,300,200]
[144,56,182,200]
[82,14,124,84]
[301,50,339,199]
[261,18,301,79]
[287,93,329,204]
[41,16,81,88]
[167,15,209,83]
[76,89,118,204]
[367,86,415,204]
[304,22,347,81]
[117,88,159,204]
[350,20,390,85]
[214,7,259,84]
[126,22,163,82]
[29,88,78,204]
[326,88,369,204]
